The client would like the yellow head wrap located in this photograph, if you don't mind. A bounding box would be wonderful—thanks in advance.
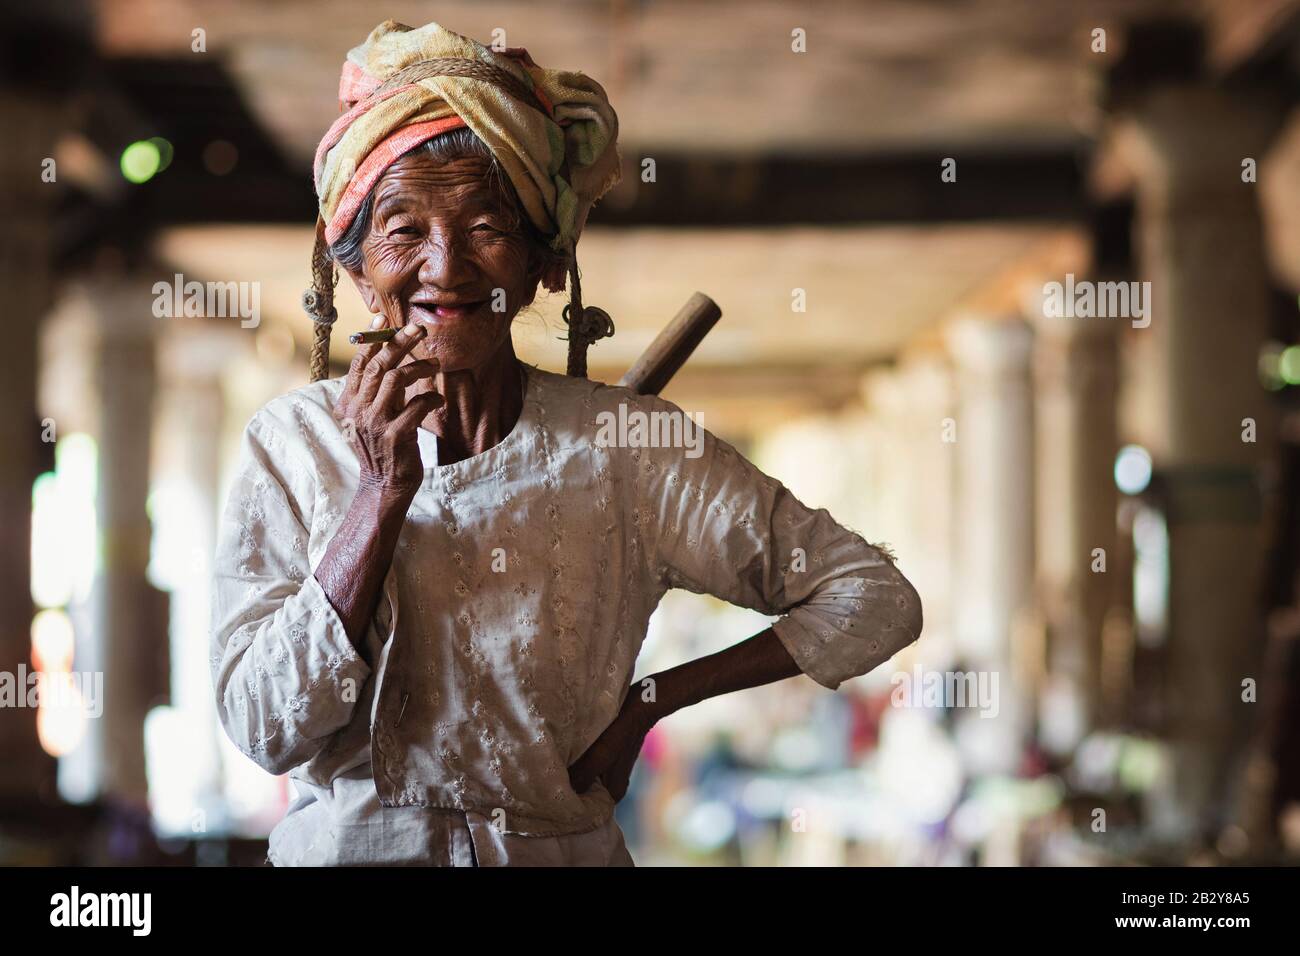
[305,20,622,380]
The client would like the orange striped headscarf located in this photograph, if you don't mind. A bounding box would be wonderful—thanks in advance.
[305,19,622,380]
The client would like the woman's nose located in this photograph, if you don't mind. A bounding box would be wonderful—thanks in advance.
[416,229,477,288]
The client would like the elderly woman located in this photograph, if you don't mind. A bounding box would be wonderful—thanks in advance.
[211,20,922,867]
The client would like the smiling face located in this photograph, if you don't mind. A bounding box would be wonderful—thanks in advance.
[342,149,544,372]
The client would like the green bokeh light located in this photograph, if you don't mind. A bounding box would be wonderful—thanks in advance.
[1280,345,1300,386]
[120,140,161,184]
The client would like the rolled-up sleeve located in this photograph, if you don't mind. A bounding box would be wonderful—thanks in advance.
[630,392,923,691]
[210,410,373,775]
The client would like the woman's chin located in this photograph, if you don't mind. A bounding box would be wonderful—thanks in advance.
[411,325,513,374]
[421,342,499,375]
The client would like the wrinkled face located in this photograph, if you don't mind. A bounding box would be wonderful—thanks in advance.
[344,149,542,372]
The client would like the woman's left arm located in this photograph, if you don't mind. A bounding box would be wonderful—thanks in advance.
[569,627,797,799]
[570,391,922,798]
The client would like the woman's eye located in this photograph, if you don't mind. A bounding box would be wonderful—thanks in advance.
[470,222,503,234]
[390,226,420,237]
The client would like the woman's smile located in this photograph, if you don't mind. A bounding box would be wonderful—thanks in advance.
[408,298,489,323]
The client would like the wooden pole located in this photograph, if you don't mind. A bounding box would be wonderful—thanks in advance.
[617,292,721,396]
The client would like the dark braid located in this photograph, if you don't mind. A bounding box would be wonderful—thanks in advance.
[305,216,338,383]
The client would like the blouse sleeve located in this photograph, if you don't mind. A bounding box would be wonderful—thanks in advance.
[628,391,923,691]
[210,408,374,776]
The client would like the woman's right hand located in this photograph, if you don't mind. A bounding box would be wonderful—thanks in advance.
[335,319,443,503]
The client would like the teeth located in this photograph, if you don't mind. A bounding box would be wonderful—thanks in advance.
[411,301,481,313]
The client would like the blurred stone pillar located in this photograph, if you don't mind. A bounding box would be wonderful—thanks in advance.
[1030,293,1120,753]
[155,325,243,824]
[866,341,958,655]
[946,316,1035,774]
[1114,85,1278,840]
[84,275,164,806]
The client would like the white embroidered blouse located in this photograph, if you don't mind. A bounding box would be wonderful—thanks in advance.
[210,364,922,864]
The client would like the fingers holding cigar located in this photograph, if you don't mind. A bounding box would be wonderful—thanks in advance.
[335,316,444,496]
[344,315,395,390]
[357,321,429,404]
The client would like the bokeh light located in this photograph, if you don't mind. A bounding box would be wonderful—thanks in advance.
[1114,444,1153,495]
[1280,345,1300,386]
[120,139,162,183]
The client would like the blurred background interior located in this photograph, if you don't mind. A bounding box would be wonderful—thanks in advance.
[3,0,1300,866]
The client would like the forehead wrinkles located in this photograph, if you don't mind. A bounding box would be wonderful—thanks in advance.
[374,154,511,218]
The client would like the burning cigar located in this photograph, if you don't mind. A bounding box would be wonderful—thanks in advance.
[349,328,398,345]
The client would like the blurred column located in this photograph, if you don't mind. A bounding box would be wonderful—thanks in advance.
[83,274,165,806]
[1114,84,1278,840]
[154,324,244,828]
[945,316,1035,774]
[865,340,958,654]
[1030,293,1120,752]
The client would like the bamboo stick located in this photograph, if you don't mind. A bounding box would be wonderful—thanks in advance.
[617,292,722,396]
